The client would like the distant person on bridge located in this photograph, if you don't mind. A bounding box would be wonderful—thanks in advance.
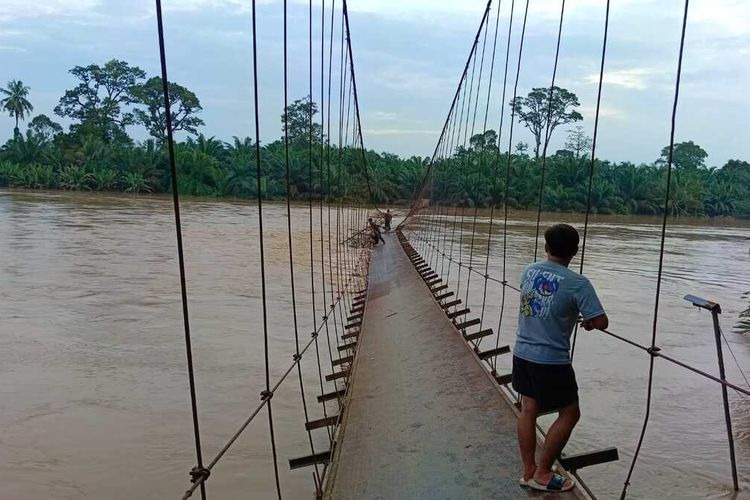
[512,223,609,493]
[384,209,392,232]
[368,217,385,246]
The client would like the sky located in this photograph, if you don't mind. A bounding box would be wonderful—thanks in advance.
[1,0,748,166]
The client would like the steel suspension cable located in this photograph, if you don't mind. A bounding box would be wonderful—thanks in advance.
[250,0,282,496]
[343,0,376,209]
[180,251,370,498]
[464,1,503,346]
[620,1,690,497]
[445,58,474,297]
[479,0,512,352]
[452,22,488,319]
[319,0,338,399]
[439,88,468,279]
[494,0,530,372]
[400,0,493,224]
[532,0,567,261]
[153,1,207,498]
[325,0,340,357]
[334,3,348,344]
[308,0,331,437]
[283,0,321,487]
[570,0,610,360]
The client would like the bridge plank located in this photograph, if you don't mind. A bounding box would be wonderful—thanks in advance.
[305,415,339,431]
[289,450,331,470]
[464,329,493,342]
[478,345,510,359]
[332,355,353,366]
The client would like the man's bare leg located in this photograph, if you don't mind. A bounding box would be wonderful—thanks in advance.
[533,402,580,487]
[517,396,538,481]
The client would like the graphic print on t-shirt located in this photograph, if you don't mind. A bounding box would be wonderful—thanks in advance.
[520,267,563,319]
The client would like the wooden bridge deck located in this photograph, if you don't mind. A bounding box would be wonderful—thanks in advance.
[324,231,585,499]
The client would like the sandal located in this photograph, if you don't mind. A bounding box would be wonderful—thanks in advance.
[528,474,575,492]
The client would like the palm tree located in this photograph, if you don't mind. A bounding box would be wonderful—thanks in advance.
[1,80,34,138]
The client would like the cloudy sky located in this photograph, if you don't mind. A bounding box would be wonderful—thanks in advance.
[1,0,748,165]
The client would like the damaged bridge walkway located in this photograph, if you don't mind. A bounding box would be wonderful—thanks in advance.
[324,231,584,499]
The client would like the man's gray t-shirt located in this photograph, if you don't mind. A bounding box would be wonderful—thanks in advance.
[513,261,604,365]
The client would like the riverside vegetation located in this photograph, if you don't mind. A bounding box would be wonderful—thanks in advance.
[1,59,748,217]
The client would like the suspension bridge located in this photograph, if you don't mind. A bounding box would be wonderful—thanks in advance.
[147,0,750,498]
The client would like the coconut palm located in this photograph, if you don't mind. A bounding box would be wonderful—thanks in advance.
[1,80,34,138]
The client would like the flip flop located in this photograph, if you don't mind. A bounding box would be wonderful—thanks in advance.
[528,474,575,492]
[519,477,529,487]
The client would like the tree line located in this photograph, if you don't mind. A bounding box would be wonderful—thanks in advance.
[1,59,749,218]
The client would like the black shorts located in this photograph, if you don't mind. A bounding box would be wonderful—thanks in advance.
[512,355,578,412]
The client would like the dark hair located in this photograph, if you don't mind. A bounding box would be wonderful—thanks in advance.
[544,224,579,260]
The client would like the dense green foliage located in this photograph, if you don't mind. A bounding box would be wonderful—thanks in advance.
[1,62,749,218]
[430,139,750,218]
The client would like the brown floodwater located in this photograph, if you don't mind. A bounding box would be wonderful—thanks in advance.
[1,189,749,499]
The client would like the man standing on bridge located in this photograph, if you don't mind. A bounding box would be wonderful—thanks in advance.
[368,217,385,246]
[512,223,608,493]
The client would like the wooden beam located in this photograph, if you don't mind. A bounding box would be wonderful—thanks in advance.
[325,370,350,382]
[478,345,510,360]
[447,308,470,319]
[435,291,454,301]
[464,329,493,342]
[317,388,346,402]
[558,448,619,471]
[338,342,357,352]
[342,331,359,340]
[305,415,338,431]
[455,318,480,330]
[431,284,449,293]
[289,450,331,470]
[441,299,462,309]
[332,355,353,366]
[347,313,363,321]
